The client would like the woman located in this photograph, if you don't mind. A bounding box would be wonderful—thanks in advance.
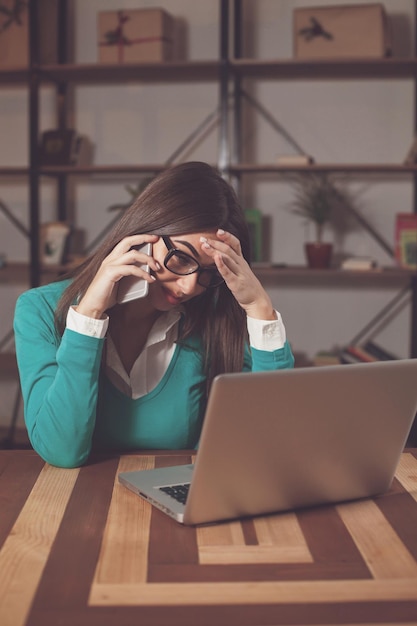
[14,162,294,468]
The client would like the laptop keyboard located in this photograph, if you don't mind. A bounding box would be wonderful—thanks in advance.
[159,483,190,505]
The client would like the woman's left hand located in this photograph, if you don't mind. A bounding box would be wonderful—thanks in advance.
[200,229,277,321]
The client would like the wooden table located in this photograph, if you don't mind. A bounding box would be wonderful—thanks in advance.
[1,449,417,626]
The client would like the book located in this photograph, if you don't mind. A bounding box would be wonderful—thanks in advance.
[276,154,314,166]
[347,345,377,362]
[340,342,397,364]
[395,213,417,269]
[341,257,378,271]
[313,351,341,366]
[340,345,377,365]
[340,349,361,365]
[363,341,397,361]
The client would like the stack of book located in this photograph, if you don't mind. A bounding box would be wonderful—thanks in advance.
[313,351,341,366]
[340,257,378,271]
[276,154,314,166]
[340,341,397,364]
[395,213,417,269]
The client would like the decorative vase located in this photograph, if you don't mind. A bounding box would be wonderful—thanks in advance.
[305,242,333,269]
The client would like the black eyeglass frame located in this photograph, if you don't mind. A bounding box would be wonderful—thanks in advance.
[161,236,224,288]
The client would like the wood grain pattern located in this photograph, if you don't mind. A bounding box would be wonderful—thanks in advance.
[396,453,417,502]
[337,498,417,579]
[0,451,44,547]
[25,455,119,624]
[197,512,313,564]
[1,449,417,626]
[89,578,417,606]
[0,463,79,626]
[92,455,154,585]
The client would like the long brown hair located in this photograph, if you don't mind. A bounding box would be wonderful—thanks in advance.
[56,162,251,389]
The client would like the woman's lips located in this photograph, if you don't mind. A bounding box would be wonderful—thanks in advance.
[163,288,183,305]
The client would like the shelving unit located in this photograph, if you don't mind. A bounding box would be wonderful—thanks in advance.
[0,0,230,446]
[2,1,415,281]
[0,1,416,320]
[228,0,417,362]
[1,0,417,444]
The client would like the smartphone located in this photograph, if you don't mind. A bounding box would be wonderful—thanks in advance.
[116,243,153,304]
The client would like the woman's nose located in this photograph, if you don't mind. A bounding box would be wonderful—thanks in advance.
[176,272,201,294]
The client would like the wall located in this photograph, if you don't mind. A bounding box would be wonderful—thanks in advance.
[0,0,415,427]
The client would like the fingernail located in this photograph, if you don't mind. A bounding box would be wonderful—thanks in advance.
[155,262,161,270]
[217,229,225,235]
[199,236,208,243]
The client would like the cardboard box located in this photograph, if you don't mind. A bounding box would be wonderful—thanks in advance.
[294,4,392,59]
[0,0,58,68]
[98,8,175,63]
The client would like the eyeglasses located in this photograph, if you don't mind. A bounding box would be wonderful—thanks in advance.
[162,236,224,288]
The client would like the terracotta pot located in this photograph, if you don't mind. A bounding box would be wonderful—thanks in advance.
[304,243,333,269]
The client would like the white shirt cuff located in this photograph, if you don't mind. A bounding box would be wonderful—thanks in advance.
[66,306,109,339]
[247,311,286,351]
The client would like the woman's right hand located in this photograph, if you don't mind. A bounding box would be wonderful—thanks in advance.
[76,234,160,319]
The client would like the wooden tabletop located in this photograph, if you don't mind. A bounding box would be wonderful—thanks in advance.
[1,449,417,626]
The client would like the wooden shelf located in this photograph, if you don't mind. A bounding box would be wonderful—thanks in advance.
[3,262,412,286]
[253,265,417,284]
[0,263,29,283]
[0,67,30,85]
[3,58,417,86]
[231,57,417,80]
[0,262,76,282]
[40,260,82,275]
[38,163,223,177]
[38,61,221,85]
[3,163,415,179]
[0,61,220,86]
[0,167,29,177]
[229,163,417,175]
[39,164,168,177]
[24,58,417,85]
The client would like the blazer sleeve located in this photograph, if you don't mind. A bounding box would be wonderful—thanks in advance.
[14,289,105,468]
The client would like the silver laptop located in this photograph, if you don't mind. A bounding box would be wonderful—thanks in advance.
[118,359,417,525]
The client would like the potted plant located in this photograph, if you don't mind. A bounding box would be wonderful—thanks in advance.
[290,173,353,269]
